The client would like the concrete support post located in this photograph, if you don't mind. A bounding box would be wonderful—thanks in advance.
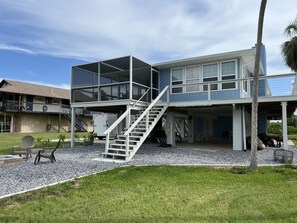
[166,112,176,146]
[281,101,288,150]
[242,105,247,151]
[233,105,243,151]
[70,107,76,148]
[11,115,14,133]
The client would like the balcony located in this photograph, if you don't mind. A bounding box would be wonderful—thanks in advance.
[166,73,297,104]
[0,101,71,114]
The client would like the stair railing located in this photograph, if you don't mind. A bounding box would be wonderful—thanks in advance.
[103,108,131,154]
[132,88,150,109]
[124,86,169,155]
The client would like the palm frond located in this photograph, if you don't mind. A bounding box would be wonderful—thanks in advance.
[281,36,297,72]
[284,16,297,37]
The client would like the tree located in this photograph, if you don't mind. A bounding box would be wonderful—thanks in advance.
[250,0,267,170]
[281,16,297,72]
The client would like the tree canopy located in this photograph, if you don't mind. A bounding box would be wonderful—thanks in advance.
[281,16,297,72]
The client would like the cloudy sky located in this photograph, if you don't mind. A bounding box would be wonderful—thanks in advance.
[0,0,296,89]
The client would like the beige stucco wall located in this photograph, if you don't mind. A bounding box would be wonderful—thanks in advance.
[12,113,93,133]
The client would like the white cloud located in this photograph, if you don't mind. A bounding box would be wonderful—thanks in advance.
[0,0,296,74]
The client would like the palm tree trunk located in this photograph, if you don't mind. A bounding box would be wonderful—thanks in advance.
[250,0,267,171]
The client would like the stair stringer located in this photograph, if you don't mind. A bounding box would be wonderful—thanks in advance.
[126,104,168,161]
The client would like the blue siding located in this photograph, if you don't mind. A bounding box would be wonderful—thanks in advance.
[258,111,267,134]
[194,117,203,133]
[213,116,232,138]
[250,80,266,96]
[160,69,170,91]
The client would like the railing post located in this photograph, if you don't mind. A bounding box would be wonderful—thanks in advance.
[105,132,110,153]
[146,111,149,130]
[126,107,131,130]
[126,135,129,156]
[167,88,169,103]
[208,83,211,100]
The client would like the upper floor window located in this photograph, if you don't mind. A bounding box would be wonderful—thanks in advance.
[186,66,201,92]
[203,63,218,91]
[170,60,237,94]
[221,61,236,89]
[171,68,183,93]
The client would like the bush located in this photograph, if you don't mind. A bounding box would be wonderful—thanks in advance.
[267,122,282,135]
[58,134,66,142]
[288,126,297,134]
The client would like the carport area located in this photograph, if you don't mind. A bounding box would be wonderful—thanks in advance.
[162,98,297,151]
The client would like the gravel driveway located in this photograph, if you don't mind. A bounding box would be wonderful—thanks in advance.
[1,142,296,198]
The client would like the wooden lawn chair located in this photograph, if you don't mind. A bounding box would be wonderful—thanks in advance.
[11,135,35,161]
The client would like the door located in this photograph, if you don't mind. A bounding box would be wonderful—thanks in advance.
[26,95,33,111]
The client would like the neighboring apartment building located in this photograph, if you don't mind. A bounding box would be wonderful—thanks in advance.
[70,44,297,161]
[0,79,92,133]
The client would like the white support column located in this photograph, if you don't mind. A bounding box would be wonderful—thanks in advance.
[281,101,288,150]
[10,115,14,133]
[129,56,133,100]
[242,105,247,151]
[233,104,243,151]
[166,112,176,146]
[70,107,76,148]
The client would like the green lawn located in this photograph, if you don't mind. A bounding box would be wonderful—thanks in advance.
[0,132,88,155]
[1,166,297,222]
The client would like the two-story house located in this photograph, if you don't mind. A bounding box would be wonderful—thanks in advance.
[70,44,297,162]
[0,79,92,133]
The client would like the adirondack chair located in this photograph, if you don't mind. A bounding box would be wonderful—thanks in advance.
[34,140,61,165]
[11,135,35,161]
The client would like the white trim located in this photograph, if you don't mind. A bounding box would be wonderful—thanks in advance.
[220,59,237,90]
[170,59,239,94]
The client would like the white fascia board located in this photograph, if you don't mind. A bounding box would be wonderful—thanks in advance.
[168,95,297,107]
[153,48,255,70]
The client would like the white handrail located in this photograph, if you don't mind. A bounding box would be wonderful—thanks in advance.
[103,108,131,135]
[132,88,150,108]
[124,86,169,136]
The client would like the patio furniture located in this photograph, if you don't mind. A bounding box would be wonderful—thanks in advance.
[34,140,61,165]
[11,135,35,161]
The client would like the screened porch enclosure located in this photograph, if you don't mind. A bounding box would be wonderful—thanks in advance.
[71,56,159,103]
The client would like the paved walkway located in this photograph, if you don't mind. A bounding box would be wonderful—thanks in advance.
[1,142,296,198]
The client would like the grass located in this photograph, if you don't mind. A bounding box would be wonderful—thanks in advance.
[1,166,297,222]
[288,134,297,145]
[0,132,89,155]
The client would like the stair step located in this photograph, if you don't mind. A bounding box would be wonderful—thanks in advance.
[110,143,134,148]
[108,148,133,152]
[117,135,141,140]
[102,152,129,157]
[114,140,138,144]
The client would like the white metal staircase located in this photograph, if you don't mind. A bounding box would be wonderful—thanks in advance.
[102,86,169,162]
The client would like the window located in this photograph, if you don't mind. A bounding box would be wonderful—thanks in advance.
[185,66,201,92]
[203,63,218,91]
[171,68,183,93]
[221,61,236,89]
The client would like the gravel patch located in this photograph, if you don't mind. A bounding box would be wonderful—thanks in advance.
[1,143,297,198]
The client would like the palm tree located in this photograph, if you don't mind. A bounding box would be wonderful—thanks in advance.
[281,16,297,72]
[250,0,267,170]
